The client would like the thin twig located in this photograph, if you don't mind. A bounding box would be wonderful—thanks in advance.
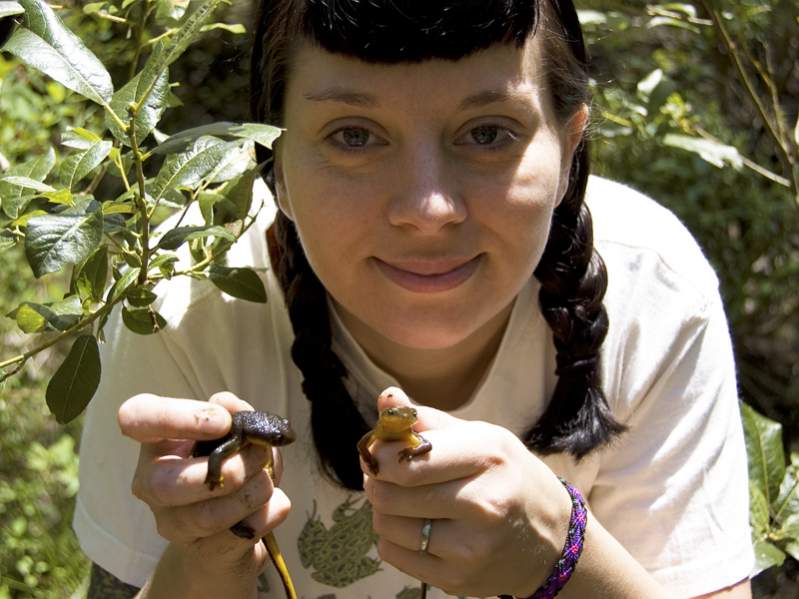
[699,0,795,191]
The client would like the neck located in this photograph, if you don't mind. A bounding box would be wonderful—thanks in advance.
[337,302,514,411]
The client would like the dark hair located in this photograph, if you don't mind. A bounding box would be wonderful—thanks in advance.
[251,0,626,490]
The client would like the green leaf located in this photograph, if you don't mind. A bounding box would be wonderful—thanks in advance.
[742,402,786,509]
[221,168,257,221]
[750,481,770,538]
[156,224,235,250]
[576,10,607,26]
[636,69,663,100]
[121,306,166,335]
[154,121,239,154]
[76,245,108,302]
[0,147,55,219]
[209,264,266,303]
[229,123,282,149]
[206,141,253,184]
[786,540,799,563]
[46,334,101,423]
[0,230,17,252]
[154,121,282,155]
[200,22,245,34]
[136,0,224,110]
[24,210,103,278]
[41,189,74,206]
[10,297,82,332]
[148,252,178,277]
[61,127,101,150]
[125,285,157,307]
[150,136,233,201]
[57,139,112,189]
[155,0,189,21]
[752,539,785,576]
[646,16,700,33]
[775,469,799,525]
[106,69,170,145]
[13,302,47,333]
[3,0,112,105]
[0,175,55,193]
[663,134,743,170]
[775,513,799,542]
[0,1,24,18]
[106,267,138,303]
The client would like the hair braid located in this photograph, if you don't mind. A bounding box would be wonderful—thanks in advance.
[528,142,626,458]
[272,211,370,490]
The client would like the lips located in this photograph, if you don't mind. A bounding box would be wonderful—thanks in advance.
[374,254,483,293]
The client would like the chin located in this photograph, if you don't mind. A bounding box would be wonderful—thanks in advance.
[375,311,488,351]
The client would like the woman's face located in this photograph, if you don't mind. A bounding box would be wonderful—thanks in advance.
[275,36,584,354]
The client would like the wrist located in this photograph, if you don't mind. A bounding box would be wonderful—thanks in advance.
[510,478,588,599]
[143,542,259,599]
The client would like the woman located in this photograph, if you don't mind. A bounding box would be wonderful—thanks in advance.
[75,1,754,597]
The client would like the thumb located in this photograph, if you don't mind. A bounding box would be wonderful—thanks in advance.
[376,386,462,432]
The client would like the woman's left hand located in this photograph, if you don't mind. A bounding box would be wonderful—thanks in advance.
[361,387,573,598]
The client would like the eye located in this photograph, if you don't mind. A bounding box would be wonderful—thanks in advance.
[328,126,383,150]
[456,124,519,149]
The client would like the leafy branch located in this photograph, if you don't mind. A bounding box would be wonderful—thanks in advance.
[0,0,280,423]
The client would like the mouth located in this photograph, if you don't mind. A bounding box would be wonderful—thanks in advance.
[373,254,483,293]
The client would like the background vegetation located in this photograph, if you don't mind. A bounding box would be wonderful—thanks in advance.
[0,0,796,596]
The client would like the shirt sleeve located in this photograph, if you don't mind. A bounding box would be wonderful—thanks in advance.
[72,305,205,588]
[590,292,754,598]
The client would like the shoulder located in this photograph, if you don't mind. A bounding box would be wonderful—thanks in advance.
[586,175,719,311]
[585,177,731,417]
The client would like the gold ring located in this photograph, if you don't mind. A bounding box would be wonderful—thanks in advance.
[419,518,433,553]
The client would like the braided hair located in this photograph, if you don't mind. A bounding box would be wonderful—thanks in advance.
[251,0,626,489]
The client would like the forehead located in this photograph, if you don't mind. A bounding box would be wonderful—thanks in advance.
[284,36,548,108]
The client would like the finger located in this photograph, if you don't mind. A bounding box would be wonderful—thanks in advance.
[208,391,255,414]
[377,386,462,432]
[365,477,473,520]
[361,421,501,486]
[376,536,446,590]
[372,512,458,558]
[190,525,269,571]
[134,442,272,507]
[119,394,231,444]
[229,487,292,541]
[157,469,275,542]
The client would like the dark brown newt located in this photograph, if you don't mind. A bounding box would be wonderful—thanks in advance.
[192,410,297,599]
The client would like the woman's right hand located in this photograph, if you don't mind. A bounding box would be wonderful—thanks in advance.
[117,392,292,596]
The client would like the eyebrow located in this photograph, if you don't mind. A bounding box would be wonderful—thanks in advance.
[302,86,532,111]
[303,87,378,107]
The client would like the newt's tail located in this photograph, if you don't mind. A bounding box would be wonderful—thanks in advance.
[263,532,297,599]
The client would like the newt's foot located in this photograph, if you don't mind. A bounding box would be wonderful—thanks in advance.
[205,474,224,491]
[230,521,255,539]
[397,436,432,463]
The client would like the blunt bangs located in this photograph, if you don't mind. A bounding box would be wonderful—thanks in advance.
[300,0,539,63]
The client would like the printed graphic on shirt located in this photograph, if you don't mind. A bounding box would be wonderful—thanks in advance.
[257,572,270,593]
[298,495,381,587]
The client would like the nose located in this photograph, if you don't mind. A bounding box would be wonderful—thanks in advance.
[387,145,467,233]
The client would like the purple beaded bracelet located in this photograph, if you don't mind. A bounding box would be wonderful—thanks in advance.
[499,478,588,599]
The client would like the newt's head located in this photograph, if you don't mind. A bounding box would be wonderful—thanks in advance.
[378,406,418,432]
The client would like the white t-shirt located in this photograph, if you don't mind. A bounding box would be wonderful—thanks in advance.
[73,176,754,598]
